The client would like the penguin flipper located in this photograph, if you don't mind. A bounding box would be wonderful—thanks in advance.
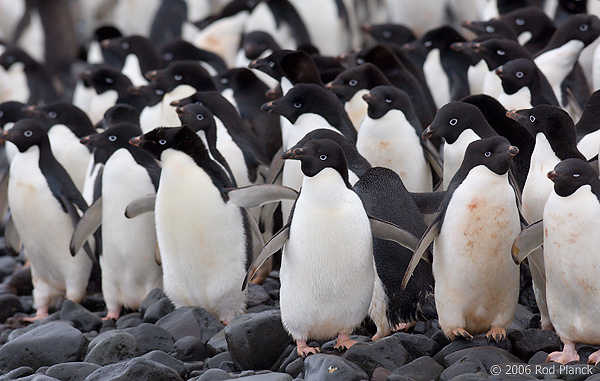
[511,219,543,265]
[369,215,421,252]
[125,194,156,218]
[248,213,265,250]
[266,147,285,184]
[422,139,444,178]
[70,197,103,260]
[5,216,22,256]
[401,219,440,291]
[410,191,446,215]
[242,224,290,291]
[227,184,298,208]
[0,168,9,221]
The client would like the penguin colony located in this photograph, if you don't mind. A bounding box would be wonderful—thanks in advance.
[2,0,600,366]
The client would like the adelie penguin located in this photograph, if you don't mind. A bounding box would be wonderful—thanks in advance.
[495,58,558,110]
[403,136,521,342]
[100,35,162,87]
[1,119,95,320]
[130,126,251,324]
[575,89,600,160]
[72,123,162,320]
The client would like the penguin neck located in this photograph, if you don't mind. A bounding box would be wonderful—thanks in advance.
[534,40,584,89]
[301,167,352,195]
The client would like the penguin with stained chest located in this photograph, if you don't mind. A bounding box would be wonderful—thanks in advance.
[403,136,521,341]
[130,126,251,324]
[1,119,94,320]
[74,122,162,320]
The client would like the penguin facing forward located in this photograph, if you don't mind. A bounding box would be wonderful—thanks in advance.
[77,123,162,320]
[130,126,251,324]
[1,119,94,320]
[404,136,521,341]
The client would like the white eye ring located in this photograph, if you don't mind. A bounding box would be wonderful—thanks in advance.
[196,114,204,120]
[268,61,275,68]
[155,89,164,95]
[319,154,327,161]
[163,52,173,61]
[159,139,167,145]
[530,115,535,123]
[449,118,458,126]
[220,78,229,84]
[174,74,183,81]
[516,71,524,78]
[580,24,588,31]
[424,40,433,48]
[573,173,580,177]
[48,111,57,119]
[105,77,114,84]
[382,30,392,38]
[485,26,495,33]
[356,57,365,64]
[348,79,358,87]
[24,130,32,137]
[385,98,392,103]
[293,102,302,108]
[108,135,117,142]
[497,50,505,55]
[121,41,130,50]
[484,151,491,157]
[515,18,525,26]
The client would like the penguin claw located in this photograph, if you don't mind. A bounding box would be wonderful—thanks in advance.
[587,350,600,366]
[485,326,506,343]
[296,341,321,357]
[334,333,358,351]
[450,328,473,341]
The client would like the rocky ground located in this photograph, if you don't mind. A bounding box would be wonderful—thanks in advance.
[0,254,599,380]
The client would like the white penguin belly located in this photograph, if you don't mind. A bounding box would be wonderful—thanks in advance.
[140,103,163,133]
[122,54,148,87]
[467,60,488,96]
[213,117,253,187]
[48,125,92,192]
[90,90,119,125]
[344,89,369,131]
[483,70,504,99]
[577,131,600,160]
[72,82,97,119]
[442,129,481,190]
[160,84,197,127]
[434,166,520,335]
[535,40,585,105]
[424,49,450,108]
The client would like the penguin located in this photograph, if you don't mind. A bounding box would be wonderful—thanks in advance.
[1,119,94,320]
[576,90,600,160]
[499,6,556,54]
[130,126,251,324]
[159,38,227,76]
[128,82,166,133]
[0,101,27,163]
[360,23,415,47]
[100,35,161,87]
[86,26,124,66]
[76,123,162,320]
[422,101,497,190]
[99,103,141,129]
[461,18,519,42]
[403,136,521,341]
[357,86,433,192]
[148,0,188,49]
[495,58,559,110]
[353,167,435,340]
[0,44,29,104]
[234,31,282,89]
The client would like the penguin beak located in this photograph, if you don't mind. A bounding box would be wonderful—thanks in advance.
[129,136,144,147]
[170,99,182,107]
[265,88,281,99]
[145,70,159,81]
[469,43,482,53]
[175,107,185,116]
[0,130,8,143]
[23,105,39,116]
[100,39,111,49]
[547,170,559,181]
[450,42,466,52]
[80,135,97,146]
[248,59,260,69]
[260,101,275,113]
[505,110,526,123]
[422,126,435,139]
[495,68,503,77]
[508,146,519,157]
[128,86,141,95]
[362,93,373,103]
[281,147,305,160]
[360,23,372,32]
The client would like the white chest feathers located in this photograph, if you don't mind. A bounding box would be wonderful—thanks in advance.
[442,129,481,190]
[424,48,450,108]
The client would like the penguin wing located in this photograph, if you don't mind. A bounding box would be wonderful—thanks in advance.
[422,139,444,178]
[401,218,440,290]
[511,219,543,265]
[242,224,290,291]
[5,216,21,256]
[410,191,447,215]
[227,184,298,208]
[266,147,284,184]
[369,215,422,252]
[70,197,103,258]
[125,194,156,218]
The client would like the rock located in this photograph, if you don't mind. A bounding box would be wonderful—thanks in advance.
[139,288,167,318]
[59,300,102,332]
[391,356,444,381]
[225,310,292,370]
[142,350,187,378]
[115,312,143,329]
[425,328,451,350]
[6,267,33,296]
[284,357,304,378]
[443,346,523,370]
[527,351,548,365]
[440,355,486,381]
[98,319,115,334]
[392,332,440,358]
[84,331,140,366]
[0,321,87,371]
[172,336,206,362]
[45,362,101,381]
[261,277,280,300]
[156,307,223,344]
[206,351,234,369]
[370,367,391,381]
[84,357,183,381]
[0,366,34,380]
[246,284,272,308]
[303,354,369,381]
[433,336,512,365]
[206,330,228,356]
[143,298,175,324]
[12,375,60,380]
[511,304,539,330]
[341,335,409,376]
[124,323,175,354]
[0,255,18,282]
[273,345,299,373]
[219,360,238,373]
[191,368,232,380]
[447,372,490,380]
[507,328,561,361]
[238,373,293,380]
[0,291,24,322]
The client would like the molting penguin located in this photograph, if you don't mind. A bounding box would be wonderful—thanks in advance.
[131,126,251,324]
[2,119,94,320]
[495,58,558,110]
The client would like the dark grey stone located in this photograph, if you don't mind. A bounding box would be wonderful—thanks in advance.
[206,330,228,356]
[115,312,143,329]
[219,361,239,373]
[183,360,204,374]
[238,373,293,380]
[303,354,368,381]
[141,350,187,378]
[0,255,18,282]
[0,291,23,322]
[0,321,86,371]
[0,366,34,380]
[143,298,175,324]
[139,288,167,318]
[124,323,175,354]
[440,355,486,381]
[511,304,539,330]
[45,362,100,381]
[191,368,232,380]
[508,329,561,362]
[443,346,523,370]
[527,351,548,365]
[84,357,183,381]
[224,310,292,370]
[447,372,489,380]
[392,332,440,358]
[156,307,223,344]
[433,336,512,365]
[12,375,60,380]
[59,300,102,333]
[341,335,409,376]
[246,284,272,308]
[84,331,140,366]
[392,356,444,381]
[172,335,206,362]
[246,305,278,313]
[206,351,234,369]
[284,357,304,378]
[425,328,451,350]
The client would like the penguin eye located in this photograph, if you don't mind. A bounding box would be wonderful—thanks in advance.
[485,25,495,33]
[24,130,32,137]
[348,79,358,87]
[515,18,525,26]
[121,41,130,50]
[580,24,589,32]
[105,77,114,84]
[573,173,580,178]
[195,101,203,105]
[382,30,392,38]
[529,115,536,123]
[293,102,302,108]
[155,89,164,95]
[516,71,524,78]
[220,77,229,84]
[159,139,167,145]
[356,58,365,64]
[268,60,275,68]
[449,118,458,126]
[47,111,57,119]
[174,74,183,81]
[196,114,204,120]
[385,98,392,103]
[108,135,117,142]
[424,40,433,48]
[496,50,505,56]
[319,154,327,161]
[162,52,173,61]
[484,151,491,157]
[5,55,14,64]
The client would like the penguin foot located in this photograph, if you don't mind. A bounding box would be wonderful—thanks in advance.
[485,326,506,343]
[23,307,49,323]
[541,323,555,330]
[102,309,121,321]
[547,341,579,365]
[394,322,413,332]
[587,350,600,366]
[334,332,358,351]
[296,340,321,357]
[450,328,473,341]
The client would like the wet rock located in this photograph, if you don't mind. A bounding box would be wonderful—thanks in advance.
[206,351,234,369]
[440,355,486,381]
[527,350,548,365]
[156,307,223,344]
[511,304,539,330]
[341,335,409,376]
[172,335,206,362]
[0,321,86,371]
[443,346,523,370]
[238,373,293,380]
[45,362,101,381]
[142,350,187,378]
[508,328,561,361]
[303,354,368,381]
[392,332,440,358]
[391,356,444,381]
[225,310,292,370]
[433,336,512,365]
[0,255,18,282]
[59,300,102,333]
[84,357,183,381]
[124,322,175,354]
[284,357,304,378]
[425,328,451,350]
[143,298,175,324]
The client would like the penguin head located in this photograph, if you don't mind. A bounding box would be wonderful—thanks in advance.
[506,105,575,140]
[175,103,216,133]
[0,119,48,152]
[555,14,600,46]
[501,7,553,38]
[102,104,141,127]
[23,102,93,135]
[0,101,27,129]
[467,39,528,71]
[281,138,350,185]
[160,39,195,66]
[558,0,587,14]
[423,102,489,144]
[81,123,142,156]
[80,66,132,94]
[0,47,34,70]
[417,26,465,51]
[462,19,517,40]
[462,136,518,175]
[128,82,165,105]
[361,23,416,46]
[548,158,599,197]
[101,36,136,60]
[363,85,416,120]
[260,83,336,124]
[240,31,280,60]
[327,63,387,102]
[248,50,290,81]
[495,58,537,94]
[130,126,205,162]
[145,62,215,92]
[215,68,256,92]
